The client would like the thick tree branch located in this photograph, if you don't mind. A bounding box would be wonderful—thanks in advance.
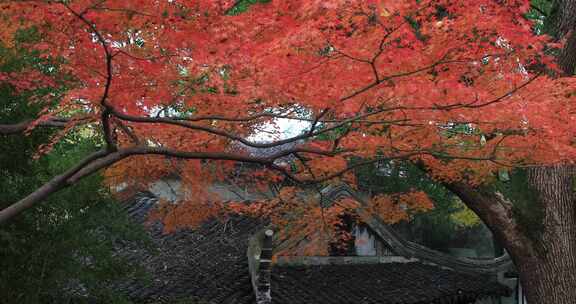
[443,182,538,261]
[0,118,68,135]
[0,145,340,224]
[0,149,111,224]
[111,104,399,149]
[113,119,140,144]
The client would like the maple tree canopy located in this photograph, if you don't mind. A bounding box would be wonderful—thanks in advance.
[1,0,575,232]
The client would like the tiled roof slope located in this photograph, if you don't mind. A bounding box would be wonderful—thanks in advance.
[118,192,509,304]
[271,263,509,304]
[116,192,261,304]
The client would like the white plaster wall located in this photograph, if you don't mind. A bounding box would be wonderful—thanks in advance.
[147,179,273,203]
[353,226,377,256]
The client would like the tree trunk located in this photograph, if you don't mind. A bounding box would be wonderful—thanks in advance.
[517,255,576,303]
[558,31,576,75]
[435,2,576,303]
[446,167,576,303]
[514,3,576,303]
[547,0,576,75]
[515,165,576,304]
[550,0,576,39]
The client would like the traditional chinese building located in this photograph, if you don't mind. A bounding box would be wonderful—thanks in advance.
[112,184,518,304]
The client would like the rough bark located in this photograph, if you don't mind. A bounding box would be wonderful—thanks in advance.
[558,31,576,75]
[551,0,576,38]
[515,165,576,304]
[511,3,576,303]
[551,0,576,75]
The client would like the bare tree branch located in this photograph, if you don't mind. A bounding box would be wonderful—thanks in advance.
[0,116,92,135]
[63,2,117,151]
[0,149,111,224]
[0,119,67,135]
[0,144,341,224]
[443,182,536,260]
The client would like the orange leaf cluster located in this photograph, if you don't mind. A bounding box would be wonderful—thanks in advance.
[2,0,575,231]
[363,191,435,224]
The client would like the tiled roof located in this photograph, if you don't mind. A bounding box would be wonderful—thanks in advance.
[271,263,509,304]
[117,193,509,304]
[115,192,261,304]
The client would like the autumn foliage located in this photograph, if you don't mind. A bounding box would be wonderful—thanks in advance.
[1,0,575,235]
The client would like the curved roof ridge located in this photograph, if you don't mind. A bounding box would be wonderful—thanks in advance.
[317,182,514,274]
